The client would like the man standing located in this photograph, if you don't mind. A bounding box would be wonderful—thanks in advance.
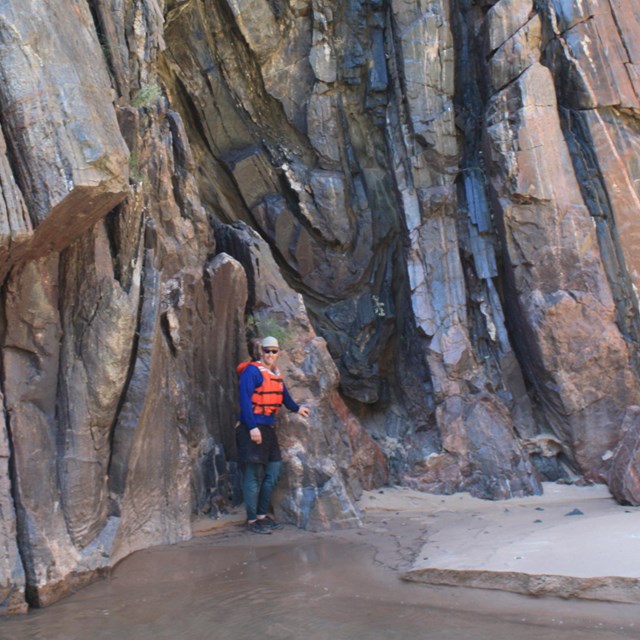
[236,336,310,534]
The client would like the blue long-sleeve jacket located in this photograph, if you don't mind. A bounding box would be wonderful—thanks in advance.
[238,363,299,430]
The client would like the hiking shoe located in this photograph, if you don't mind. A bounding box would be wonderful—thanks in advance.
[257,515,284,530]
[246,520,272,535]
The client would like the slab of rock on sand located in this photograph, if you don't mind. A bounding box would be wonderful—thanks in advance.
[385,483,640,604]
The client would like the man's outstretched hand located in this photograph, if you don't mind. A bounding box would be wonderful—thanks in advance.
[298,406,310,418]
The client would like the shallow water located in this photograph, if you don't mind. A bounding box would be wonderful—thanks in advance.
[2,535,638,640]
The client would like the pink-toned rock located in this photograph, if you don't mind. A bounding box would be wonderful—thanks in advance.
[545,1,640,109]
[3,255,96,607]
[57,223,141,548]
[485,62,640,479]
[330,390,388,491]
[609,407,640,505]
[574,109,640,293]
[486,0,534,53]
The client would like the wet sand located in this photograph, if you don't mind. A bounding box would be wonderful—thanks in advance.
[2,485,639,640]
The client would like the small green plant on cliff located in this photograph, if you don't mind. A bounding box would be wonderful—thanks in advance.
[246,314,290,350]
[131,82,162,108]
[128,152,145,184]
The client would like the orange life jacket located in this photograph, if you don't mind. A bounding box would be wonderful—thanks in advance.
[237,361,284,416]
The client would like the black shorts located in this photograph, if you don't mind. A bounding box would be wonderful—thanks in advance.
[235,423,282,465]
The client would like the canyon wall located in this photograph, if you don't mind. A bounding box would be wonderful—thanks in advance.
[1,0,639,613]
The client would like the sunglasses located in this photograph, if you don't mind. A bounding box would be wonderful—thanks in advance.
[263,348,279,354]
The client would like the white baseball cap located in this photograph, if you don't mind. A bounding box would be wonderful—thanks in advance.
[261,336,279,349]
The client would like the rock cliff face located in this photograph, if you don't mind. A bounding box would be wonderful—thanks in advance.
[0,0,639,614]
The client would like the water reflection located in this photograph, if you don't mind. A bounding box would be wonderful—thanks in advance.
[1,536,638,640]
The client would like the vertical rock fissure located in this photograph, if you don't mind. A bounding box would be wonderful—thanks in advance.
[382,8,439,441]
[86,0,116,92]
[452,1,502,359]
[106,221,156,509]
[3,419,31,606]
[168,76,217,166]
[103,205,127,290]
